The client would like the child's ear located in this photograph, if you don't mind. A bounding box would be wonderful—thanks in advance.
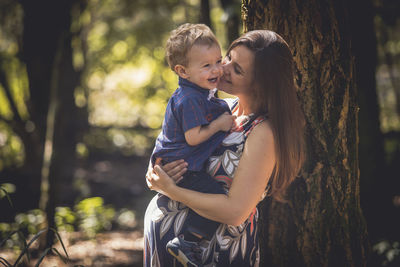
[174,65,189,79]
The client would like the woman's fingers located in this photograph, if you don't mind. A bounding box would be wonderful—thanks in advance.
[162,159,185,171]
[154,164,174,180]
[148,159,186,193]
[171,166,187,183]
[162,160,188,181]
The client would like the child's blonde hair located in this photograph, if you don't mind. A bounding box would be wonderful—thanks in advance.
[165,23,219,71]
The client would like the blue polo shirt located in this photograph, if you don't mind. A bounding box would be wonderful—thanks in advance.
[151,77,231,171]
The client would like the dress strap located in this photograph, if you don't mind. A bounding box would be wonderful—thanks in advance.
[244,115,267,137]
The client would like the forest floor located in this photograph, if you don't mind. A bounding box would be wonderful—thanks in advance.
[0,154,155,267]
[0,230,144,266]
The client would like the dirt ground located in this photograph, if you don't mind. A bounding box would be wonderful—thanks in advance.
[1,154,157,267]
[0,230,144,267]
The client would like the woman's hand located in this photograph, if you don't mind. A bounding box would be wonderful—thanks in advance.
[159,159,188,183]
[147,165,178,197]
[146,158,188,193]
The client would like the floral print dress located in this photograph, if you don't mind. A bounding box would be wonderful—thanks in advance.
[144,101,266,267]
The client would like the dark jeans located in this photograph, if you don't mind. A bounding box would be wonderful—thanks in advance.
[177,170,225,240]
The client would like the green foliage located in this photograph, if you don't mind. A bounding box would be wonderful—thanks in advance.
[1,195,136,251]
[81,0,232,155]
[0,123,24,170]
[0,0,237,166]
[0,187,73,266]
[375,15,400,132]
[55,207,76,232]
[0,183,15,208]
[14,210,45,236]
[74,197,115,238]
[384,137,400,164]
[373,240,400,266]
[0,0,28,171]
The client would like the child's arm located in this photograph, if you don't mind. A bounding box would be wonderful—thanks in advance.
[184,112,235,146]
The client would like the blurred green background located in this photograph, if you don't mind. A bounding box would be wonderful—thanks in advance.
[0,0,399,266]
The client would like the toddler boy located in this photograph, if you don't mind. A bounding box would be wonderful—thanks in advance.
[150,23,234,266]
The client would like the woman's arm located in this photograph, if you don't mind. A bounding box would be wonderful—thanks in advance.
[151,121,276,226]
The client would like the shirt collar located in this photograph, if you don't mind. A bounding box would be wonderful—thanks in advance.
[179,77,211,96]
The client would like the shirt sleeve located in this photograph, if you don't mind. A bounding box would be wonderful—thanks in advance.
[178,95,210,132]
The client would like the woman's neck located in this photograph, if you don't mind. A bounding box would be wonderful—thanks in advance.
[236,96,254,116]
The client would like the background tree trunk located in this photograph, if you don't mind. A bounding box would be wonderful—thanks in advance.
[24,0,82,247]
[199,0,212,28]
[348,0,387,243]
[43,28,81,247]
[242,0,369,266]
[219,0,241,45]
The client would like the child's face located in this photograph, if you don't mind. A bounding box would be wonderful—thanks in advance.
[179,43,222,90]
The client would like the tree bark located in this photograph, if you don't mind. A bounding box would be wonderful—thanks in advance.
[242,0,369,266]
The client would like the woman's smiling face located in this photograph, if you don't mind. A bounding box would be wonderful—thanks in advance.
[217,45,255,97]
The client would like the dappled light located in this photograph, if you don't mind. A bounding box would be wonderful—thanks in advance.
[1,0,400,266]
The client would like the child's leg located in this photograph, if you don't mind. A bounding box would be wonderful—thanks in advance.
[177,171,225,241]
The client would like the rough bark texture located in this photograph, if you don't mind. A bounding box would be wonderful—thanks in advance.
[242,0,369,266]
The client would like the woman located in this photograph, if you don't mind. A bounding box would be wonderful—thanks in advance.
[144,30,305,266]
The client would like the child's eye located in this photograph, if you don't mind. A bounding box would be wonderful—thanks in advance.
[217,59,222,64]
[203,64,210,68]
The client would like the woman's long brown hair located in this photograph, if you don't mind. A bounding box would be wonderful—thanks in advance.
[227,30,305,201]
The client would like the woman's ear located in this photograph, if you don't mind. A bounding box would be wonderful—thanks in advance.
[174,65,189,79]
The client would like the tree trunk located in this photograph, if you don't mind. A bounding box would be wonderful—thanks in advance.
[43,29,80,246]
[219,0,241,45]
[199,0,212,28]
[29,0,82,247]
[242,0,369,266]
[2,0,64,215]
[348,0,386,243]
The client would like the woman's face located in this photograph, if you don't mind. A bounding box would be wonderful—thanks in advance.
[217,45,255,96]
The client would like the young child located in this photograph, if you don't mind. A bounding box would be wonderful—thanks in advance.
[150,23,235,266]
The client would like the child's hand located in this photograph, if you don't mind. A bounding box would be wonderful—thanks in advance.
[215,112,236,132]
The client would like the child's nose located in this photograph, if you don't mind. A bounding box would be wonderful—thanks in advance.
[213,64,223,75]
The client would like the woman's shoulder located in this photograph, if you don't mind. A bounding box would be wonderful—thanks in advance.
[247,119,274,146]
